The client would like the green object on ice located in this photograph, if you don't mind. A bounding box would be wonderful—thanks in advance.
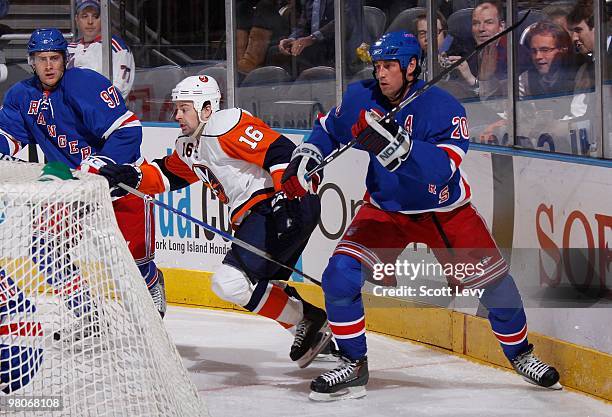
[38,161,75,181]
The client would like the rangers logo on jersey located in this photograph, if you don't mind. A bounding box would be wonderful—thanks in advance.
[28,100,40,115]
[192,164,229,204]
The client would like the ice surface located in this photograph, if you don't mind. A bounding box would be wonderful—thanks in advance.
[165,306,611,417]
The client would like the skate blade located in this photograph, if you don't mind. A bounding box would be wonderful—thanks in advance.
[313,352,339,362]
[53,328,106,353]
[53,337,106,353]
[309,386,367,402]
[296,324,333,369]
[521,376,563,390]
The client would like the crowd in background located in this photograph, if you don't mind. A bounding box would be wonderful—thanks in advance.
[227,0,609,153]
[0,0,609,156]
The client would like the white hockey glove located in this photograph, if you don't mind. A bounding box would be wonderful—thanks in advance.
[351,109,412,171]
[281,143,324,199]
[78,155,115,174]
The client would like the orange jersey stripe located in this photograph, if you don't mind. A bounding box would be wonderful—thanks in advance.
[165,151,199,183]
[217,112,281,169]
[230,191,276,226]
[140,151,200,195]
[271,170,283,192]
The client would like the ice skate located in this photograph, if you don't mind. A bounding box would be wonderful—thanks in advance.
[511,344,562,389]
[314,338,340,362]
[309,355,369,401]
[290,302,333,368]
[149,270,167,318]
[53,311,102,351]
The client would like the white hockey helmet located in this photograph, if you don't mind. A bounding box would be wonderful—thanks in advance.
[172,75,222,116]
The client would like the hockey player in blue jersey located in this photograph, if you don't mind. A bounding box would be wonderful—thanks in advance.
[0,269,44,394]
[0,28,166,333]
[281,31,561,400]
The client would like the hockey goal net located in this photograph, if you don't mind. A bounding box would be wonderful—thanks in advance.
[0,161,208,416]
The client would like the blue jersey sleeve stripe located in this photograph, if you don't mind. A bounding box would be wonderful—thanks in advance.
[0,129,21,155]
[102,111,140,139]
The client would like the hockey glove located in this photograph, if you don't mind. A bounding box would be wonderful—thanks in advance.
[352,109,412,171]
[98,163,142,198]
[281,143,324,199]
[271,192,301,240]
[78,155,115,174]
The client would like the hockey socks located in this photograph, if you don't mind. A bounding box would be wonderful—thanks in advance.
[480,275,561,388]
[243,281,331,366]
[140,262,166,318]
[243,281,304,328]
[480,274,529,360]
[322,255,368,361]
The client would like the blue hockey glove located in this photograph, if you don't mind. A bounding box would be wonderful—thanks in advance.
[271,192,301,240]
[352,109,412,171]
[98,163,142,198]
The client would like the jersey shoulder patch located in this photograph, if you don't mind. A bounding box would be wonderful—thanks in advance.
[204,108,243,137]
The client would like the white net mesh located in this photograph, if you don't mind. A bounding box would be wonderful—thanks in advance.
[0,161,208,416]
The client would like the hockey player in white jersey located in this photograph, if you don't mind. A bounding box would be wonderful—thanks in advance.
[67,0,135,99]
[99,75,333,368]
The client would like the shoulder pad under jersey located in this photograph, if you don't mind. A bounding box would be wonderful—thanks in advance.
[203,108,243,137]
[62,67,109,87]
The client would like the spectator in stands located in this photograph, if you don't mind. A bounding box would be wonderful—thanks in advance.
[273,0,363,74]
[67,0,135,99]
[567,0,595,91]
[236,0,292,75]
[414,12,456,79]
[519,21,578,120]
[566,0,608,123]
[446,1,529,99]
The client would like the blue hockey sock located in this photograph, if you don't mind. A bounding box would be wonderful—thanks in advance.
[322,255,367,360]
[480,274,529,360]
[139,261,159,289]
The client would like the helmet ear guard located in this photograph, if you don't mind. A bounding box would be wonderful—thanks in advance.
[171,75,222,121]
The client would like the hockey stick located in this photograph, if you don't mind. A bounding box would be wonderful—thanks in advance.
[305,10,531,179]
[0,153,322,285]
[116,182,323,286]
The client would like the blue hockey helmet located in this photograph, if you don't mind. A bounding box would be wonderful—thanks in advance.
[369,31,422,69]
[27,28,68,56]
